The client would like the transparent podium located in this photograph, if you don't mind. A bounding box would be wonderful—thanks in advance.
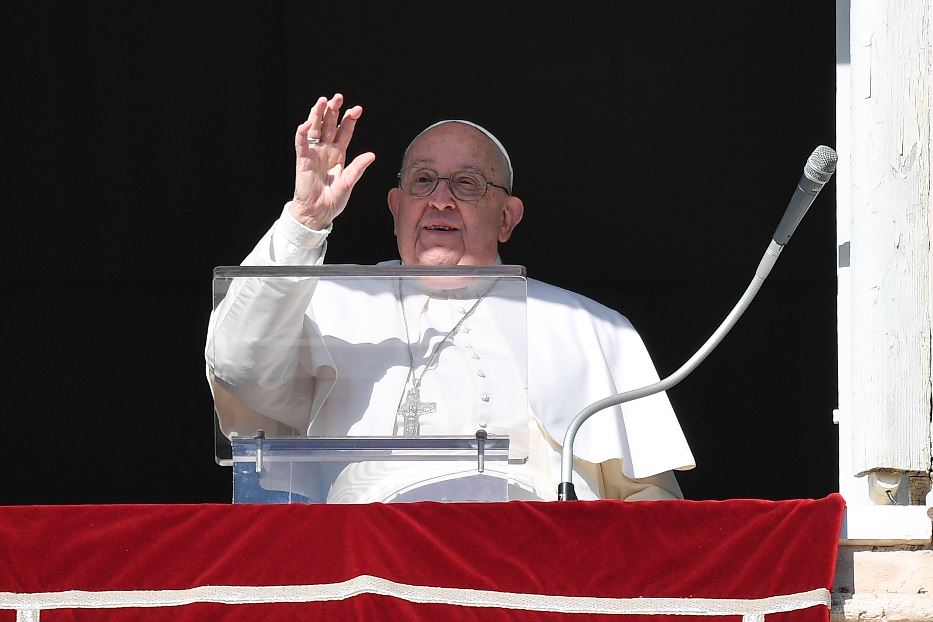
[209,265,529,504]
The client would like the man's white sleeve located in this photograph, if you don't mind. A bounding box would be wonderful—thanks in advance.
[205,204,332,434]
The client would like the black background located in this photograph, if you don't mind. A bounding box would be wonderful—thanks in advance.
[6,2,837,504]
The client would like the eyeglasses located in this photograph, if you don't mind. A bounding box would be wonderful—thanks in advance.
[398,168,511,202]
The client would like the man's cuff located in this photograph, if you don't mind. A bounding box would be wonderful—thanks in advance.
[271,202,331,264]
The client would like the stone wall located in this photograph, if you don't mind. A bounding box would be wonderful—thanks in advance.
[832,546,933,622]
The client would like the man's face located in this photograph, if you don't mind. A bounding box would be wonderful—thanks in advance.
[387,123,523,266]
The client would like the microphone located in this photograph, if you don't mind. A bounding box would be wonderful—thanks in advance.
[557,146,838,500]
[772,146,838,245]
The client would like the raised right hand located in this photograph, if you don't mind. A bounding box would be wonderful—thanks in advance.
[290,93,376,231]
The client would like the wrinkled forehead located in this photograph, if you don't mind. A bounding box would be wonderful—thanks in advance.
[402,120,513,188]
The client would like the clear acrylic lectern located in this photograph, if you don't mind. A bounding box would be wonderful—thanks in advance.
[208,265,529,504]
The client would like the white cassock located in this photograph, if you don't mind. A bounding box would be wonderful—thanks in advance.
[207,206,695,502]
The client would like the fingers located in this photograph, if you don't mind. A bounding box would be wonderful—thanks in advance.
[295,94,363,155]
[290,95,373,225]
[333,105,363,153]
[319,93,344,143]
[340,151,377,191]
[305,96,327,133]
[295,96,326,153]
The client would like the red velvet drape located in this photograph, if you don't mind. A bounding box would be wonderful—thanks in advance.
[0,495,844,621]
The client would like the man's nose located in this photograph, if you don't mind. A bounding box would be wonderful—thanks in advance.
[428,178,457,210]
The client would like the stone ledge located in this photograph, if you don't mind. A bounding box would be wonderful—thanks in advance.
[831,594,933,622]
[832,544,933,622]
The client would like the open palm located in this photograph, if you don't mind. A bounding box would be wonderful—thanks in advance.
[290,94,376,231]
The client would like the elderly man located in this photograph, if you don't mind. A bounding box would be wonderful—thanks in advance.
[207,93,694,502]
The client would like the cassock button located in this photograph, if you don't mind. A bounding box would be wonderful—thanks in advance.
[478,419,488,428]
[462,327,471,334]
[471,352,481,360]
[476,369,486,378]
[464,343,474,350]
[458,306,467,314]
[481,392,490,402]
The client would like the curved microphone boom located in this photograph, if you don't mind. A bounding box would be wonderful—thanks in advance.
[557,146,838,501]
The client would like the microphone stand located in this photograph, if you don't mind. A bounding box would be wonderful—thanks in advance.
[557,146,837,501]
[558,240,782,500]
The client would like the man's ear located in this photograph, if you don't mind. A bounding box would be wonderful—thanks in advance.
[498,196,524,243]
[387,187,400,236]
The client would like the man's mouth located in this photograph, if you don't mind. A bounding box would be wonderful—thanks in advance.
[424,225,458,232]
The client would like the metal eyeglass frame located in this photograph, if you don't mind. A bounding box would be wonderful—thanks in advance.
[397,168,511,201]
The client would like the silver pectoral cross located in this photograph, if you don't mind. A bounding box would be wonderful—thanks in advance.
[398,384,436,436]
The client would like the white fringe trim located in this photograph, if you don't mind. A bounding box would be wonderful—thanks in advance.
[1,575,830,618]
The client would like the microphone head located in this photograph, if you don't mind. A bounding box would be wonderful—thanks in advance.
[804,145,838,183]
